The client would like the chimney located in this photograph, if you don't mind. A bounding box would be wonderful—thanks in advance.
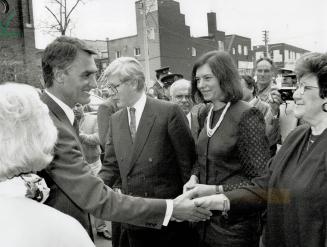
[207,12,217,37]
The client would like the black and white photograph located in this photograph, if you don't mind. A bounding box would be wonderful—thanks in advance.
[1,0,327,246]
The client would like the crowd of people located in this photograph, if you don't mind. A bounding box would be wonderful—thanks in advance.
[1,35,327,247]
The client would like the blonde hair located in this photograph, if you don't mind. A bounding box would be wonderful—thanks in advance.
[0,83,58,179]
[99,57,145,91]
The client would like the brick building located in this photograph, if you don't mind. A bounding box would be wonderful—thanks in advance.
[85,0,253,85]
[0,0,42,87]
[225,34,253,75]
[253,43,309,71]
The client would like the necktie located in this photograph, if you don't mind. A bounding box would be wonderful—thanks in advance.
[129,107,136,142]
[73,118,80,136]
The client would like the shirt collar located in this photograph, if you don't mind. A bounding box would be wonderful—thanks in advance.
[128,92,147,114]
[186,112,191,128]
[45,90,75,125]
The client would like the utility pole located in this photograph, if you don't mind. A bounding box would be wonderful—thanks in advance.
[141,0,151,84]
[262,30,269,58]
[106,37,110,64]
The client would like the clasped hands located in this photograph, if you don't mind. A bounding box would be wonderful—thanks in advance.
[171,175,229,222]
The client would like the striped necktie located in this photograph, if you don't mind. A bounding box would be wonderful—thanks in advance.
[129,107,136,142]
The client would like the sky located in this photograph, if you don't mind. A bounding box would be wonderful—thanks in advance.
[32,0,327,52]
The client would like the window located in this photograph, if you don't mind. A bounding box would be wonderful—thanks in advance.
[244,46,248,56]
[191,47,196,57]
[218,41,224,51]
[116,51,121,58]
[232,48,236,55]
[134,48,141,56]
[238,45,242,54]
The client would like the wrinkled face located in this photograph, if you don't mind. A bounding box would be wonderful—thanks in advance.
[240,78,254,102]
[108,74,136,107]
[171,86,193,115]
[195,63,225,103]
[293,73,325,122]
[60,51,98,107]
[256,60,274,87]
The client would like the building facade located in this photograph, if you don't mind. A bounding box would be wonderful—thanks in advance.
[253,43,309,71]
[0,0,42,86]
[86,0,253,85]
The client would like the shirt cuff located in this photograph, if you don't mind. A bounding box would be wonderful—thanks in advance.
[162,199,173,226]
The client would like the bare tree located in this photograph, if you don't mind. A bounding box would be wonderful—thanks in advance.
[45,0,84,35]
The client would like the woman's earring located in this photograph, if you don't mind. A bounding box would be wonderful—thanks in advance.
[322,102,327,112]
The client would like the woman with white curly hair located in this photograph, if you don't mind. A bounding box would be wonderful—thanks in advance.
[0,82,94,247]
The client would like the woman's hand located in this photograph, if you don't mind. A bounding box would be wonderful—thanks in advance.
[183,175,199,193]
[189,184,216,197]
[193,194,230,211]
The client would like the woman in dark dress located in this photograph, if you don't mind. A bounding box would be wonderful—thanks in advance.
[193,52,327,247]
[184,51,271,246]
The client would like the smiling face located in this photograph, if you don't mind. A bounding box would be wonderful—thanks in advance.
[293,73,325,123]
[56,50,98,108]
[195,63,225,104]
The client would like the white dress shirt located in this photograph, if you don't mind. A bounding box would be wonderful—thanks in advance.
[186,112,192,129]
[126,92,174,226]
[45,90,75,125]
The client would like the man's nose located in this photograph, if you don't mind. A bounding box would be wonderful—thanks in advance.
[89,77,97,89]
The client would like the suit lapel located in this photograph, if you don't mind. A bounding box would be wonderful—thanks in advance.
[41,93,82,147]
[127,98,156,174]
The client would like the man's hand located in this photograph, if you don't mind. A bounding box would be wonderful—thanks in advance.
[269,86,283,115]
[172,190,212,222]
[183,175,198,193]
[193,194,230,211]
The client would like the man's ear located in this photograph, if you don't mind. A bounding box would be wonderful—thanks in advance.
[53,68,65,85]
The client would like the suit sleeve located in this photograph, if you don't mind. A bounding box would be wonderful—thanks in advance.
[224,158,273,214]
[99,118,122,189]
[47,122,166,229]
[168,104,196,184]
[97,103,115,149]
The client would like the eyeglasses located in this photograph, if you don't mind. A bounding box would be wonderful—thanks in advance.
[175,95,192,101]
[295,82,319,95]
[102,80,121,95]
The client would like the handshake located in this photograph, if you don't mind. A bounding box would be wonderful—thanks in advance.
[171,175,229,222]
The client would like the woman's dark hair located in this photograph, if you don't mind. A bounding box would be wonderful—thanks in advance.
[295,52,327,99]
[241,75,257,96]
[191,51,243,103]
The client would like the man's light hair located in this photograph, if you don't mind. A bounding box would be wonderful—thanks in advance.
[99,57,145,91]
[170,79,192,99]
[0,83,58,180]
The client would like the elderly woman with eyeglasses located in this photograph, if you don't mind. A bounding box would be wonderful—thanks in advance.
[193,52,327,247]
[0,83,94,247]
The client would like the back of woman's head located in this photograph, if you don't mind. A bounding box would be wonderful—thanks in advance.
[191,51,243,103]
[295,52,327,99]
[0,83,58,180]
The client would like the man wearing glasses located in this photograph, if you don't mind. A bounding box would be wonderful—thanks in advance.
[99,57,201,247]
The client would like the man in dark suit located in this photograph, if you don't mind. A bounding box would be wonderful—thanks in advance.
[38,36,211,241]
[170,79,201,140]
[99,57,197,247]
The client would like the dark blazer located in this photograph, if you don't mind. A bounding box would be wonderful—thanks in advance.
[39,93,167,239]
[190,112,200,141]
[97,99,119,149]
[100,96,195,246]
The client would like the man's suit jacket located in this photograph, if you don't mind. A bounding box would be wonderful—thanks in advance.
[100,97,195,216]
[97,99,119,149]
[39,93,167,238]
[190,112,200,141]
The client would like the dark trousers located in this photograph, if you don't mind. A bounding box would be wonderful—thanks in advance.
[118,221,198,247]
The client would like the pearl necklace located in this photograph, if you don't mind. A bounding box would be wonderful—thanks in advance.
[206,102,231,137]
